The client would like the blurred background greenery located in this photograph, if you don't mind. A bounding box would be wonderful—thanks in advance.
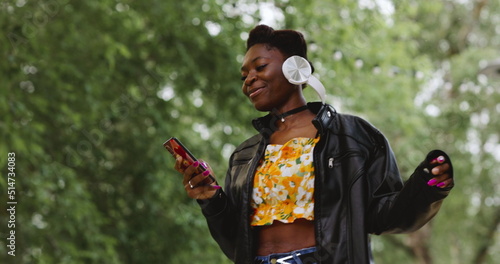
[1,0,499,263]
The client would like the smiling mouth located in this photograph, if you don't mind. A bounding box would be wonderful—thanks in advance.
[248,87,264,99]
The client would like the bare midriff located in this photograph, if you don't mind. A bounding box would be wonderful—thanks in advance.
[255,219,316,256]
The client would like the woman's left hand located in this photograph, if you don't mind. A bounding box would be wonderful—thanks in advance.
[426,156,453,188]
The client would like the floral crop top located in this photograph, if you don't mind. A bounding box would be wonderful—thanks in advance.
[250,137,319,226]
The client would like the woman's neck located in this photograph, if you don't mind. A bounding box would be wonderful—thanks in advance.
[269,110,317,145]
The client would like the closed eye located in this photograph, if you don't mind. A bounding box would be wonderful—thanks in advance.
[240,64,267,82]
[256,64,268,71]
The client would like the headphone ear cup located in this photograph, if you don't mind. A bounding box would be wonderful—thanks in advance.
[282,56,312,85]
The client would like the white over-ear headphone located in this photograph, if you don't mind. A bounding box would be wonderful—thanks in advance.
[282,55,326,103]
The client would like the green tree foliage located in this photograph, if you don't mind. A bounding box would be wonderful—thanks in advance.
[1,0,499,263]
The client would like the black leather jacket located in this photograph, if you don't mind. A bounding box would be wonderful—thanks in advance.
[198,102,453,263]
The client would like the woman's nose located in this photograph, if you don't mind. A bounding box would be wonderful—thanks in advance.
[244,72,257,86]
[242,74,256,95]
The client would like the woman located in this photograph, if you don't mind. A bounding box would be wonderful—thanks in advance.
[175,25,453,264]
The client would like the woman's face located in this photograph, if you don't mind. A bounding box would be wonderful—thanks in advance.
[240,44,295,112]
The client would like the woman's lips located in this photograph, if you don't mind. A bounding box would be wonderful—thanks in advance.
[248,87,264,99]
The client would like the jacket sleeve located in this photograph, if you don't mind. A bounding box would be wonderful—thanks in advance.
[196,170,238,261]
[197,134,263,262]
[365,137,454,234]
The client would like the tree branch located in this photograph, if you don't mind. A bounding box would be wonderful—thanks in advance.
[473,206,500,264]
[455,0,488,53]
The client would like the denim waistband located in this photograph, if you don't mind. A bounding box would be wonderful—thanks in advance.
[254,246,318,264]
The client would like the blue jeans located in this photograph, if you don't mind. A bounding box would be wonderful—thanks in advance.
[254,247,318,264]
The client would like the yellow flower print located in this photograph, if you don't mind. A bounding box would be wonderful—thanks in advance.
[280,146,296,160]
[250,137,320,226]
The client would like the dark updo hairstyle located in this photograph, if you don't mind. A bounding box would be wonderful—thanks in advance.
[246,24,314,73]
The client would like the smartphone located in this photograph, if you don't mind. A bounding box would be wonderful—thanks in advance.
[163,137,216,184]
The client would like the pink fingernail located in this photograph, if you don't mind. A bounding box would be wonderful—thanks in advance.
[192,161,199,167]
[432,156,445,163]
[436,182,446,188]
[202,170,210,176]
[427,179,437,186]
[212,185,221,189]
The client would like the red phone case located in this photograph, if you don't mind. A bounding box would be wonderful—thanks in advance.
[163,137,215,184]
[164,137,197,170]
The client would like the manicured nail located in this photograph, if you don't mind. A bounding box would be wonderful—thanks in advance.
[432,156,445,163]
[192,161,199,167]
[427,179,437,186]
[212,185,221,189]
[202,170,210,176]
[436,182,446,188]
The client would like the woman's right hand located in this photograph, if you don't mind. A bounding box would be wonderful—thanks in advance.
[174,155,221,200]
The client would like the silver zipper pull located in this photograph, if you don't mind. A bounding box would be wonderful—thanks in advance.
[328,157,334,168]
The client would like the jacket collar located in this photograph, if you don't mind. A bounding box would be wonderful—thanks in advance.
[252,102,337,136]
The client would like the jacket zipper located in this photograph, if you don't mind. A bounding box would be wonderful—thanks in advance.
[313,132,328,263]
